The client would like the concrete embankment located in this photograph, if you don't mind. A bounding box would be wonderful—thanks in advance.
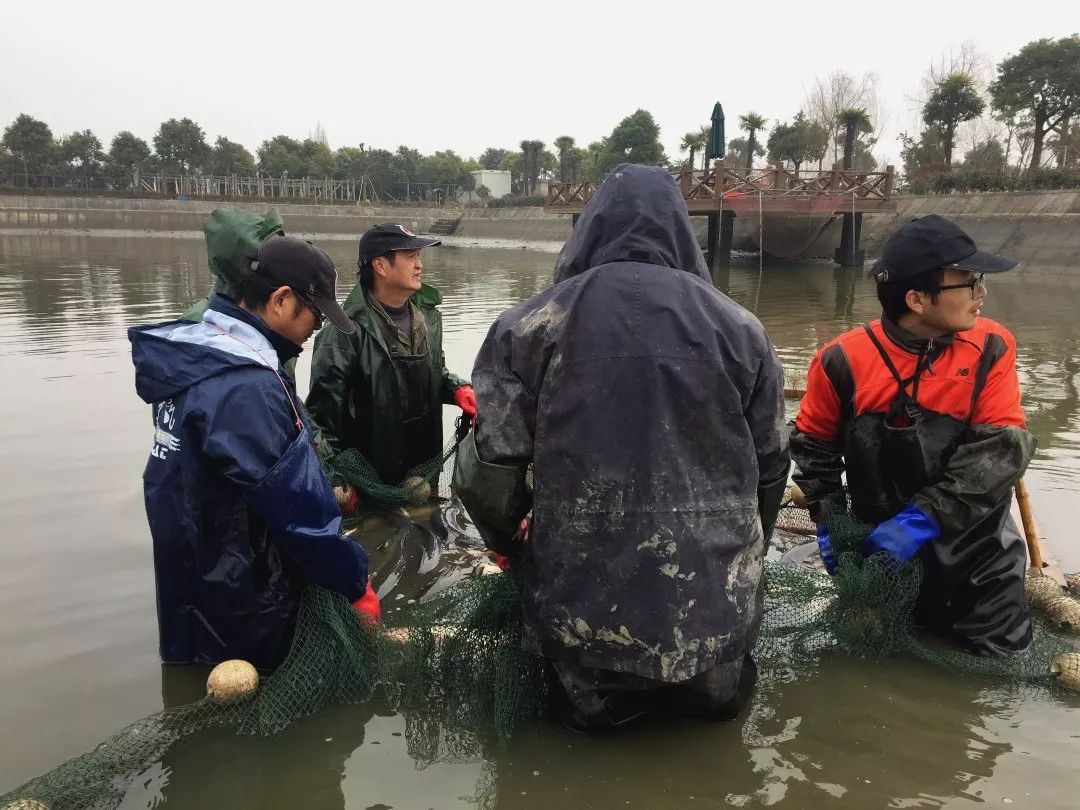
[2,191,1079,271]
[0,194,574,245]
[756,190,1080,273]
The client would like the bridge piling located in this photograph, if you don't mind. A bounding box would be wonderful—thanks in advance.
[834,211,865,267]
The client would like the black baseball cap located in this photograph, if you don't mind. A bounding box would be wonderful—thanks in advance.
[250,236,355,334]
[873,215,1018,283]
[357,223,440,268]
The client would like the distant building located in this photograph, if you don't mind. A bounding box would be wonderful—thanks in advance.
[468,169,512,201]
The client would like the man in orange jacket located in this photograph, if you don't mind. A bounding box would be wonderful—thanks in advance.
[791,215,1035,655]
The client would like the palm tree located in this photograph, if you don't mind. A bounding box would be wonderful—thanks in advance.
[519,140,545,195]
[554,136,576,182]
[739,112,768,170]
[679,128,708,171]
[836,108,873,170]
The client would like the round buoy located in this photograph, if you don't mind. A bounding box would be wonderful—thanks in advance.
[2,800,50,810]
[206,659,259,703]
[333,485,360,515]
[402,475,432,505]
[1049,652,1080,692]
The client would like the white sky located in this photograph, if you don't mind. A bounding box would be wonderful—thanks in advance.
[2,0,1072,169]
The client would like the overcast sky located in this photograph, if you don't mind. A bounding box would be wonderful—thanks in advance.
[2,1,1071,169]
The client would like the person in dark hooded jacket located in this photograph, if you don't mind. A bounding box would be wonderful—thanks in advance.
[130,236,377,669]
[454,165,790,730]
[791,215,1034,656]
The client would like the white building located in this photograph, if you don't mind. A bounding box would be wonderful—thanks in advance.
[468,169,512,200]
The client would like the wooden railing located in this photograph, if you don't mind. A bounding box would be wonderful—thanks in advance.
[546,162,897,214]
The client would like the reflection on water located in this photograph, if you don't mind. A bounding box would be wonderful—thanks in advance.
[1,233,1078,808]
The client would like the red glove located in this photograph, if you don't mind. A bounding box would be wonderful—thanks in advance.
[352,582,381,627]
[493,518,531,571]
[333,484,360,515]
[453,385,477,418]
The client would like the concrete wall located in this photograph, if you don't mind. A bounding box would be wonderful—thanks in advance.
[750,190,1080,272]
[0,195,466,237]
[3,191,1079,271]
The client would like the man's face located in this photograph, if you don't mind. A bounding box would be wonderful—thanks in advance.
[375,249,424,294]
[913,268,987,334]
[262,287,321,346]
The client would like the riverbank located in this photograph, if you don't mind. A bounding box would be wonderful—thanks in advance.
[793,189,1080,272]
[2,190,1079,270]
[0,194,571,242]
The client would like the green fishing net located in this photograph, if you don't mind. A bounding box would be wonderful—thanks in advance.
[323,439,460,508]
[309,408,469,509]
[4,500,1079,810]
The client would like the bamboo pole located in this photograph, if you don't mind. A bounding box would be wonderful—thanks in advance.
[1015,477,1044,572]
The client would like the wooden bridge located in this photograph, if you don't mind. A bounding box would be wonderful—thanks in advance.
[546,162,897,273]
[545,162,897,214]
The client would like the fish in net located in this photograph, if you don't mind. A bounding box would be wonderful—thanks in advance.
[311,412,472,510]
[5,498,1080,810]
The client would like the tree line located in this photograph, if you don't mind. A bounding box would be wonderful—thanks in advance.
[897,36,1080,192]
[0,110,670,201]
[5,34,1077,200]
[674,34,1080,193]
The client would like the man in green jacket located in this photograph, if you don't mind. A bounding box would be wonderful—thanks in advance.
[306,223,475,504]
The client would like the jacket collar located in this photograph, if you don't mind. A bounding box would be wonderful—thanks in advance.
[342,281,443,320]
[881,316,955,356]
[208,294,302,365]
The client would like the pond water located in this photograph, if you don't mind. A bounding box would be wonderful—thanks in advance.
[0,233,1077,808]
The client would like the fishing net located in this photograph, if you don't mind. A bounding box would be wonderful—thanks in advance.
[323,439,459,508]
[0,587,388,810]
[306,408,470,510]
[5,500,1080,809]
[0,565,537,810]
[761,503,1080,690]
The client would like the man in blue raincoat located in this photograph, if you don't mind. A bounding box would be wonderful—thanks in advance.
[130,236,378,669]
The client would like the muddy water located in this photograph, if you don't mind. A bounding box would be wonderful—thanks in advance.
[0,233,1077,808]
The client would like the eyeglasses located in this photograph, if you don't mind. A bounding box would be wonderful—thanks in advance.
[293,289,324,327]
[933,273,987,300]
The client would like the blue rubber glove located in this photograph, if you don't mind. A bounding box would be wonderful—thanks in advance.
[816,524,837,575]
[860,504,940,566]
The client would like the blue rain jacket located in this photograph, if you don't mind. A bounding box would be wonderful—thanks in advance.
[129,295,368,668]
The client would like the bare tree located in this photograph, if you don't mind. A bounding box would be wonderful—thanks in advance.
[804,70,880,167]
[909,43,1013,170]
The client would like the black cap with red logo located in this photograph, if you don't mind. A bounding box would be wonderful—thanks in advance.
[357,223,441,269]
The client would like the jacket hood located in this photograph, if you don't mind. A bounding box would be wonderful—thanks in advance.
[129,299,289,404]
[553,164,710,284]
[204,208,285,294]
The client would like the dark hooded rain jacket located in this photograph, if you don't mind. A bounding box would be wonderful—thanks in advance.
[462,164,790,684]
